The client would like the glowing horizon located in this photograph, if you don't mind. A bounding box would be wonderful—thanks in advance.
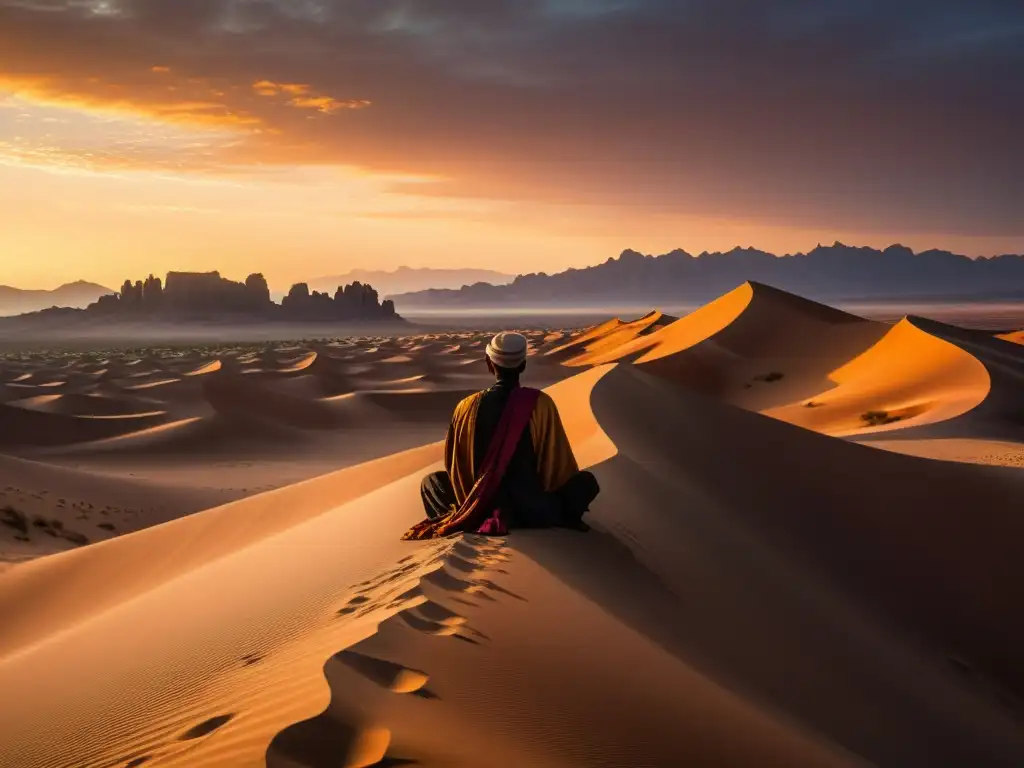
[1,1,1021,291]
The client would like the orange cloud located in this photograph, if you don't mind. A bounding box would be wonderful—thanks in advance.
[0,74,261,131]
[289,96,371,113]
[252,80,368,113]
[252,79,280,96]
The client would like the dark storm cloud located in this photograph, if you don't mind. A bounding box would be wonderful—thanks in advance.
[1,0,1021,234]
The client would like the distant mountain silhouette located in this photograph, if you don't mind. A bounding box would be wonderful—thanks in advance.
[391,243,1024,309]
[0,280,114,316]
[307,266,514,298]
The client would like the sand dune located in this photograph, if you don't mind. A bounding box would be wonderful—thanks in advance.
[3,362,1024,766]
[997,330,1023,345]
[765,317,992,436]
[546,283,888,414]
[0,331,566,561]
[0,453,227,566]
[549,283,1022,463]
[1,288,1023,766]
[0,401,170,448]
[545,311,676,363]
[7,392,166,418]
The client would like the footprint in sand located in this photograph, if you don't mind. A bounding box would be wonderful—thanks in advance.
[355,562,421,594]
[267,720,404,768]
[398,610,464,637]
[476,578,527,602]
[179,713,235,740]
[436,554,483,575]
[334,650,435,697]
[453,541,509,562]
[410,600,468,627]
[241,652,264,667]
[396,605,481,645]
[116,713,235,767]
[421,569,477,594]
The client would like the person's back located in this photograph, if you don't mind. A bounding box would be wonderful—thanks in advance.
[404,332,599,540]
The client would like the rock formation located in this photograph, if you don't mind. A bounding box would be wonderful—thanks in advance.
[86,271,401,323]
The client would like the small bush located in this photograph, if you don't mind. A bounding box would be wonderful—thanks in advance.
[804,401,821,408]
[754,371,785,383]
[60,530,89,547]
[862,410,902,426]
[0,506,29,536]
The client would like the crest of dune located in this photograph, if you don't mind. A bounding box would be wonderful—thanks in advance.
[276,351,318,373]
[182,360,223,376]
[765,318,992,436]
[550,287,754,368]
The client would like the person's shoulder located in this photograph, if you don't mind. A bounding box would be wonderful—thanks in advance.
[453,390,484,416]
[530,389,557,411]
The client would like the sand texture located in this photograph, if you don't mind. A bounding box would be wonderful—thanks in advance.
[1,285,1023,767]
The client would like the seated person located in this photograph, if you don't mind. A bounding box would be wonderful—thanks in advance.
[403,331,599,540]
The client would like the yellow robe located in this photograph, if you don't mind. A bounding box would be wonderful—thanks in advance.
[444,389,579,511]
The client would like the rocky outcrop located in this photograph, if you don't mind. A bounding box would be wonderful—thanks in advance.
[86,272,401,323]
[281,280,399,320]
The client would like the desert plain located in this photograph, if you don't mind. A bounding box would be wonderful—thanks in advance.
[1,282,1023,767]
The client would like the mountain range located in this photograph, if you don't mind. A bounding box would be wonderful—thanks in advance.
[305,266,514,299]
[0,281,114,316]
[390,243,1024,310]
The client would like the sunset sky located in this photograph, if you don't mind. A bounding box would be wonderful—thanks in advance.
[1,0,1022,290]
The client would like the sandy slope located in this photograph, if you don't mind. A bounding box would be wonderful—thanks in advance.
[997,330,1023,345]
[1,286,1023,767]
[765,317,992,436]
[548,282,889,413]
[550,283,1023,466]
[3,364,1024,767]
[0,331,569,561]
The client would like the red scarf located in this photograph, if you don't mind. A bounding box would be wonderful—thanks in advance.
[402,387,540,540]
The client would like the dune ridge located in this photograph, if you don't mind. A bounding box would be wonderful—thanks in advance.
[549,281,1022,463]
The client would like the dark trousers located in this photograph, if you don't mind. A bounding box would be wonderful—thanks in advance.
[419,470,599,529]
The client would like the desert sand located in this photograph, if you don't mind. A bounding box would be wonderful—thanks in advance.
[998,330,1023,346]
[1,284,1023,767]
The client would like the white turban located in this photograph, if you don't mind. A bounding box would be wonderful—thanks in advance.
[486,331,528,369]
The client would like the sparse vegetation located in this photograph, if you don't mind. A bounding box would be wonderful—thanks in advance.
[754,371,785,383]
[60,530,89,547]
[0,506,29,536]
[861,410,902,426]
[804,400,821,408]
